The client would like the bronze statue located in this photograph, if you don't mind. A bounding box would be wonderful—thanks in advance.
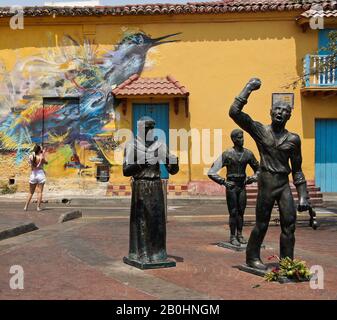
[229,78,310,270]
[123,116,179,269]
[208,129,259,246]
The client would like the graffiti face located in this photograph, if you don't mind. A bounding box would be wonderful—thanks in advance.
[0,31,180,178]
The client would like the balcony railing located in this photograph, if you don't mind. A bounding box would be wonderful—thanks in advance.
[303,54,337,87]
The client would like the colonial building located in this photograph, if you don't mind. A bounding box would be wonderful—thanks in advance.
[0,1,336,200]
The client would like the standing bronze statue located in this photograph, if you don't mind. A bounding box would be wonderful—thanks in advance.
[229,78,310,270]
[123,116,179,269]
[208,129,259,246]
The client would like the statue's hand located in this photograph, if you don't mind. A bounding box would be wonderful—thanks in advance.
[141,156,153,166]
[297,197,310,212]
[224,181,235,190]
[247,78,261,91]
[245,175,257,185]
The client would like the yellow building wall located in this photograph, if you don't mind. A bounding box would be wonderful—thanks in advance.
[0,12,336,191]
[128,18,323,182]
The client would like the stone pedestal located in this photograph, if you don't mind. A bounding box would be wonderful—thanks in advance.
[217,241,266,252]
[123,256,176,270]
[217,241,246,252]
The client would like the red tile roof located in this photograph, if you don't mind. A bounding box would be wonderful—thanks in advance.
[0,1,336,18]
[112,74,189,97]
[300,8,337,17]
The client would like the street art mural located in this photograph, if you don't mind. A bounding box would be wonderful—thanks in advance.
[0,31,180,182]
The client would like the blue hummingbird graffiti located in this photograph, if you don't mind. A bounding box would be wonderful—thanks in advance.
[0,31,181,166]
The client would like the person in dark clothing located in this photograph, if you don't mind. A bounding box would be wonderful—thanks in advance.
[229,78,310,270]
[123,116,179,267]
[208,129,259,246]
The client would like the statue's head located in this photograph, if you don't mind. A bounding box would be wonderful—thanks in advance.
[231,129,244,147]
[270,101,292,127]
[137,116,155,142]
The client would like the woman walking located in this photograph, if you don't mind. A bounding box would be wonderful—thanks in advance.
[24,144,48,211]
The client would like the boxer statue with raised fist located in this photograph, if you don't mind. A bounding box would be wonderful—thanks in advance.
[229,78,310,270]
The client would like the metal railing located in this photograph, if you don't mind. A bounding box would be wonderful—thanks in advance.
[303,54,337,87]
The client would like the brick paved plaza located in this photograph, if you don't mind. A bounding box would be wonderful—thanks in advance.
[0,199,336,300]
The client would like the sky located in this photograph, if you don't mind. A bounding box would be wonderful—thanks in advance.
[0,0,208,6]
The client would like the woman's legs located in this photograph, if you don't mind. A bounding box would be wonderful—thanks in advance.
[24,184,37,211]
[36,183,45,211]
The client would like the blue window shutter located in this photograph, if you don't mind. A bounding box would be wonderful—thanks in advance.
[318,29,336,54]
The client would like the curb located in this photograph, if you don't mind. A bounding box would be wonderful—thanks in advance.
[66,197,227,206]
[0,195,333,207]
[58,210,82,223]
[0,223,39,241]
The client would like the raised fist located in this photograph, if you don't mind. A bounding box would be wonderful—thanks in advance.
[247,78,261,91]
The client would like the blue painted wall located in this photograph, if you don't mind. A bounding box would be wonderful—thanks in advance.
[315,119,337,192]
[132,103,170,179]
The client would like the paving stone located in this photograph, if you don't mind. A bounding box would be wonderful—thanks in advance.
[0,201,336,299]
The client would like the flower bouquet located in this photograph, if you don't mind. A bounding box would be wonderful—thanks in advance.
[264,255,312,282]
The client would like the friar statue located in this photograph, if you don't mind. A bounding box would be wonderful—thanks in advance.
[123,116,179,269]
[208,129,260,246]
[229,78,310,270]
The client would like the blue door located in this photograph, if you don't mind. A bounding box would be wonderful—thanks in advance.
[315,119,337,192]
[132,103,169,179]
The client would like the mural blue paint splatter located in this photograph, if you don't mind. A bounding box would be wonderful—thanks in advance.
[0,32,180,171]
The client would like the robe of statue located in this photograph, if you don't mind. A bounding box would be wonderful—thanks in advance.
[123,136,179,263]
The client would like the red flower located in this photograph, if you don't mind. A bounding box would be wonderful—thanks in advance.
[268,255,280,261]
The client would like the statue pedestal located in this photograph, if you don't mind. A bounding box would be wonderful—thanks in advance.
[123,256,176,270]
[217,241,246,252]
[238,264,310,284]
[217,241,266,252]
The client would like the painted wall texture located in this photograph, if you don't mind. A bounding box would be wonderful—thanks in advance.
[0,12,335,193]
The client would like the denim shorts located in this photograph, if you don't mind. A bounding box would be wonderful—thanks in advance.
[29,169,46,185]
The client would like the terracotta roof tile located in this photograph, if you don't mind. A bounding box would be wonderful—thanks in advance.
[300,8,337,17]
[112,74,189,97]
[0,1,335,18]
